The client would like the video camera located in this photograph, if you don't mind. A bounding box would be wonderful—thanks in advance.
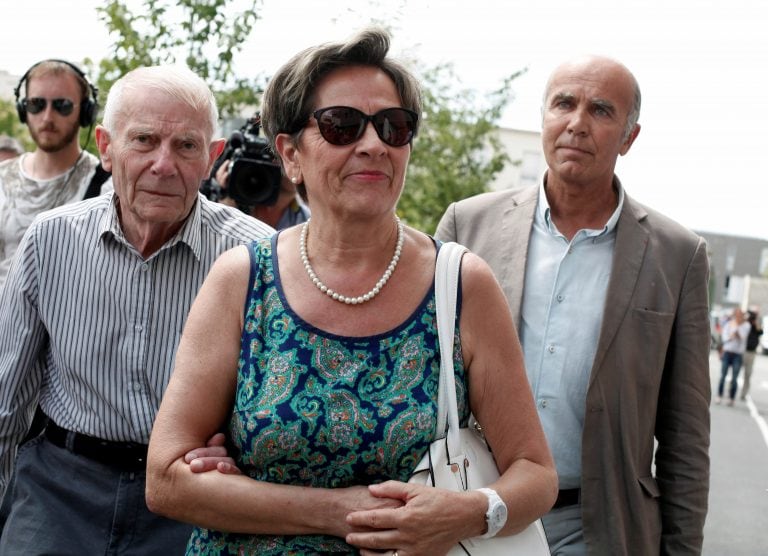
[201,114,282,207]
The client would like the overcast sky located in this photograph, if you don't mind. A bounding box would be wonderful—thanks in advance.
[1,0,766,240]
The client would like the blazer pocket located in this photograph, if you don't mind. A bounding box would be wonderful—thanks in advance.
[638,476,660,498]
[632,307,675,327]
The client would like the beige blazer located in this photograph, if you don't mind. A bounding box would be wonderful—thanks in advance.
[436,184,710,555]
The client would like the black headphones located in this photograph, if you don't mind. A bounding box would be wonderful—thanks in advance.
[14,59,99,128]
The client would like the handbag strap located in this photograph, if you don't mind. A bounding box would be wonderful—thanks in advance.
[434,241,468,450]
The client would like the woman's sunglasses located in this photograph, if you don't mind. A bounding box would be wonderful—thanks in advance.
[312,106,418,147]
[23,97,75,117]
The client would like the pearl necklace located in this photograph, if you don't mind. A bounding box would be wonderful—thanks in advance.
[299,217,404,305]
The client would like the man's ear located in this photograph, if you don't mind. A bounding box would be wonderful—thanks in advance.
[207,138,226,173]
[620,124,641,156]
[95,126,112,171]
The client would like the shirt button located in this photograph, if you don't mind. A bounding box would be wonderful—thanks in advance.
[133,382,142,392]
[557,294,564,302]
[141,264,149,272]
[548,345,555,353]
[540,400,548,409]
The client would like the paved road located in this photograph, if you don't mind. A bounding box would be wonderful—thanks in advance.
[703,350,768,555]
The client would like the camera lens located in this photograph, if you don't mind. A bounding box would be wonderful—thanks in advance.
[228,158,282,206]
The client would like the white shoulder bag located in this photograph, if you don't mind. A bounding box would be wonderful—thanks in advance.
[408,241,551,555]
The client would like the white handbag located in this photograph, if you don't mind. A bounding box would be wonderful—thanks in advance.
[408,241,551,555]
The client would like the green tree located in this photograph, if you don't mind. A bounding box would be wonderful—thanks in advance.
[398,64,523,234]
[92,0,266,119]
[88,1,522,232]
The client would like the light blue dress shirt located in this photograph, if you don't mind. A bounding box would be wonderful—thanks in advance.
[520,178,624,489]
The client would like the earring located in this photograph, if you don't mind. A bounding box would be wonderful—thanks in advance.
[291,176,298,184]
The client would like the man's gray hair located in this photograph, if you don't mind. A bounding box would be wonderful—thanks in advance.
[623,80,641,141]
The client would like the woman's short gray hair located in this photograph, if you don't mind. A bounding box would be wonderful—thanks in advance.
[101,65,219,139]
[260,27,422,156]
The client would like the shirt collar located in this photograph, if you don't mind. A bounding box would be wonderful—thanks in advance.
[536,172,625,238]
[97,192,204,261]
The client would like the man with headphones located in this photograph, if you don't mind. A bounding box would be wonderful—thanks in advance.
[0,59,112,290]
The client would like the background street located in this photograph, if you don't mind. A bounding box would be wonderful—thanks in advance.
[703,350,768,555]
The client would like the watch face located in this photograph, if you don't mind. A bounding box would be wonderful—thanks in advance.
[490,501,508,528]
[479,488,508,538]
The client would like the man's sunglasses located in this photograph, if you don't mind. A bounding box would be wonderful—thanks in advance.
[23,97,75,117]
[312,106,418,147]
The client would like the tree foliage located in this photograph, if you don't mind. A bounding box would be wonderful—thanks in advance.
[86,0,522,232]
[92,0,266,118]
[398,64,523,234]
[0,98,33,150]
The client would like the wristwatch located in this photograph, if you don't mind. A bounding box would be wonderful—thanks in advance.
[477,487,508,539]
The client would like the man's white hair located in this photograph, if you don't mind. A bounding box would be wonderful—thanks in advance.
[101,65,219,140]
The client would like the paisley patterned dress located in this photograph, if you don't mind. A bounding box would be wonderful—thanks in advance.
[187,235,468,555]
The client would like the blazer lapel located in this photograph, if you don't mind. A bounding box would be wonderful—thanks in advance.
[501,186,538,326]
[590,195,649,384]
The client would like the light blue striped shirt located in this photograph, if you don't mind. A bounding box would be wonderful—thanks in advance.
[520,178,623,489]
[0,192,273,492]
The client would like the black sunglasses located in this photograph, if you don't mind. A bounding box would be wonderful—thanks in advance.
[23,97,75,117]
[312,106,418,147]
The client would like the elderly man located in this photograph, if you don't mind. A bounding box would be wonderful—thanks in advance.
[436,56,710,555]
[0,65,273,553]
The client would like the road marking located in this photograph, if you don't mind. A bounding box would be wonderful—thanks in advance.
[745,395,768,450]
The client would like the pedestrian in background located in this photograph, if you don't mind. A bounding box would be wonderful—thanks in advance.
[717,307,750,406]
[0,136,23,162]
[740,309,763,400]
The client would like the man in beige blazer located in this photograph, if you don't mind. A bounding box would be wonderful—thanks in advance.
[436,56,710,555]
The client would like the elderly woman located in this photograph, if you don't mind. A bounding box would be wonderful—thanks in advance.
[146,28,557,555]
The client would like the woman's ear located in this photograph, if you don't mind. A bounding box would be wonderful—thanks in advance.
[275,133,301,183]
